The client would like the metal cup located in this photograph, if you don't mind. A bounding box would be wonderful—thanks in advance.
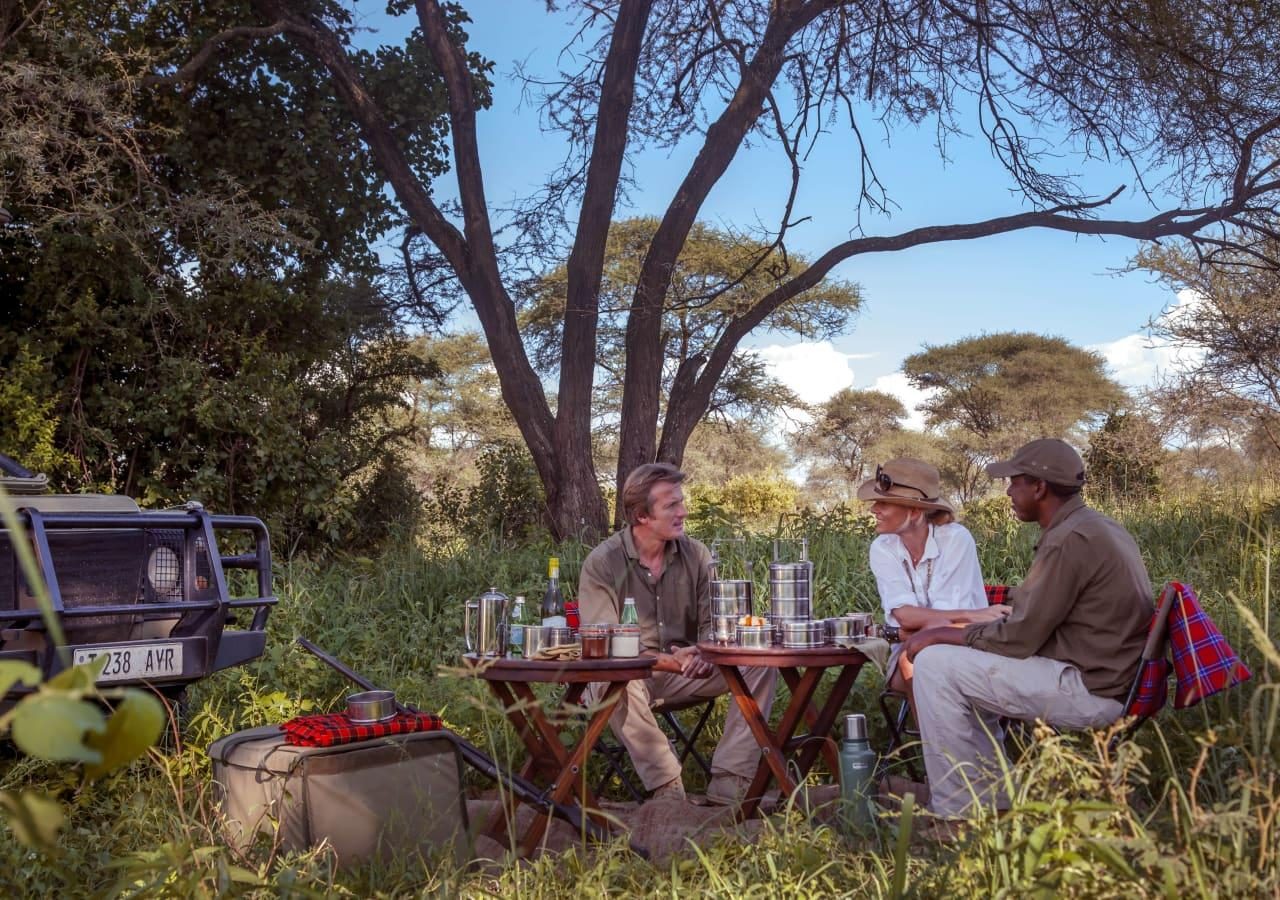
[524,625,574,658]
[844,612,873,635]
[713,613,738,643]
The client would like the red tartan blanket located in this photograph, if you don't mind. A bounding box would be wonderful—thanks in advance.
[281,711,443,747]
[1126,582,1251,719]
[1167,581,1251,709]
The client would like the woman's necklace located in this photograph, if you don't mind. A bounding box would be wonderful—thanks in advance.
[900,556,934,605]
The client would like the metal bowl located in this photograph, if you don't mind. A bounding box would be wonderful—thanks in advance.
[736,624,772,649]
[525,625,575,658]
[825,616,868,641]
[780,620,826,649]
[347,689,397,723]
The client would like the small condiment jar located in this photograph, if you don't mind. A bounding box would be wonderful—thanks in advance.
[609,623,641,658]
[579,624,611,660]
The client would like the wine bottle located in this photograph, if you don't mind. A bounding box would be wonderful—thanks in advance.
[540,557,566,627]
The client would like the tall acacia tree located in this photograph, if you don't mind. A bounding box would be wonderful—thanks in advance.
[903,332,1126,498]
[172,0,1280,539]
[790,388,906,498]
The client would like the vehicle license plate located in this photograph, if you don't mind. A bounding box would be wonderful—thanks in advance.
[73,643,183,683]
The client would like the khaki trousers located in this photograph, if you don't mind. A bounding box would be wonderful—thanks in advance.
[912,645,1124,818]
[588,665,777,791]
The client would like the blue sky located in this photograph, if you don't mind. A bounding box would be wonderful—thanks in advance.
[360,2,1186,419]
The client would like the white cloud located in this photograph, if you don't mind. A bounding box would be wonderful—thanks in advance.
[755,341,862,404]
[753,341,935,439]
[868,372,933,430]
[1089,289,1206,390]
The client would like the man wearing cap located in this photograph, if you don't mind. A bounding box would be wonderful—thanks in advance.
[900,438,1152,823]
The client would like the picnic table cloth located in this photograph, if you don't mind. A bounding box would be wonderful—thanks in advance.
[281,710,443,747]
[854,636,892,675]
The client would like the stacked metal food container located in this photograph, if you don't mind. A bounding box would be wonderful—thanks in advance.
[711,538,880,649]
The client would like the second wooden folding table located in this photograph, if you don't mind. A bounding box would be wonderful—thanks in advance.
[696,641,871,820]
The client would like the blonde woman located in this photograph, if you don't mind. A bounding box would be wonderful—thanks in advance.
[858,458,1009,710]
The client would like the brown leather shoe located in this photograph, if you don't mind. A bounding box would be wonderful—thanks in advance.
[877,774,930,808]
[912,815,965,845]
[650,776,686,802]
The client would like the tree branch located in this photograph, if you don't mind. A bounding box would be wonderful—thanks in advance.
[666,181,1280,443]
[143,22,289,87]
[621,0,833,476]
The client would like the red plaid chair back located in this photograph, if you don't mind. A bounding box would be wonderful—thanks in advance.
[1121,584,1175,720]
[984,584,1010,606]
[1166,581,1252,709]
[1125,657,1171,718]
[1115,581,1253,743]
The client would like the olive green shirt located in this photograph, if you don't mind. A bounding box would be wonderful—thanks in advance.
[965,495,1152,699]
[577,526,712,652]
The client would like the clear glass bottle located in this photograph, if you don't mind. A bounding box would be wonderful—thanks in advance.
[508,595,527,657]
[540,557,566,627]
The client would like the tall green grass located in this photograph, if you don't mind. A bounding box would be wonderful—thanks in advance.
[2,491,1278,897]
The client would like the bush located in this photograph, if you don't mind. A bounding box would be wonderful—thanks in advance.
[423,440,547,546]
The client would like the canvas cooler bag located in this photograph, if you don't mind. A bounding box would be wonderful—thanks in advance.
[208,725,470,865]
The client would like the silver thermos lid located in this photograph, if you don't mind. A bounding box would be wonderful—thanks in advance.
[844,713,868,741]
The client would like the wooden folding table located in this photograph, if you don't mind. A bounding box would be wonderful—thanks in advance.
[696,642,869,820]
[460,654,655,856]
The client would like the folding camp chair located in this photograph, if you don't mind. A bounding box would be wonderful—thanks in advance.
[593,696,716,802]
[878,583,1010,775]
[1107,582,1175,750]
[1109,580,1252,749]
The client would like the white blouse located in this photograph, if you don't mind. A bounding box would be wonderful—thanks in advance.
[869,522,987,627]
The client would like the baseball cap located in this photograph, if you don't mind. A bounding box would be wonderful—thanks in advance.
[985,438,1086,487]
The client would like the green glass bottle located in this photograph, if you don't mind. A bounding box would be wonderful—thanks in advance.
[621,596,638,626]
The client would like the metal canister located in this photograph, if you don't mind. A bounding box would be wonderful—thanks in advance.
[767,613,808,645]
[768,539,812,620]
[825,616,862,642]
[845,612,873,635]
[736,624,771,649]
[711,579,753,618]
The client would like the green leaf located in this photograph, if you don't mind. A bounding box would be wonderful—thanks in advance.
[0,660,42,698]
[1023,822,1054,878]
[46,655,108,693]
[10,694,106,764]
[84,690,166,779]
[0,790,65,850]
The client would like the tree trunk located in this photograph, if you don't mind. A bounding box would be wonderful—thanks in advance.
[545,452,611,544]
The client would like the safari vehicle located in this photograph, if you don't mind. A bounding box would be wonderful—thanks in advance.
[0,453,275,705]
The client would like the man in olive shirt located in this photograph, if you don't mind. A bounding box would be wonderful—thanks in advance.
[579,463,776,805]
[901,439,1152,820]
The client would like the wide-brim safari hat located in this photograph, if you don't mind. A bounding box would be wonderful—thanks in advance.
[856,458,955,514]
